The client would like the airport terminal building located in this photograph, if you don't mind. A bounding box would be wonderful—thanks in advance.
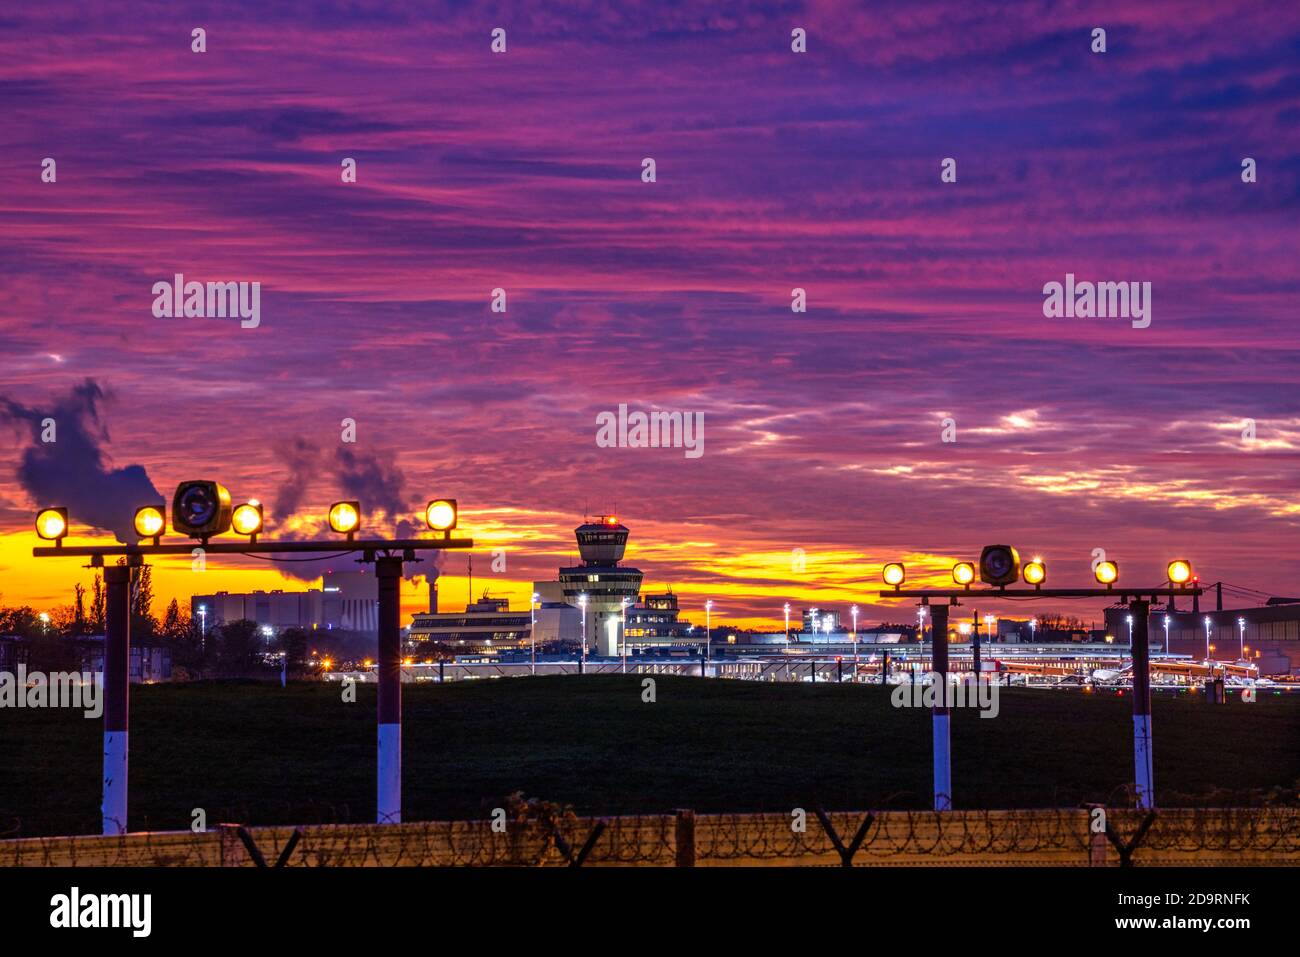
[408,517,696,656]
[1106,600,1300,675]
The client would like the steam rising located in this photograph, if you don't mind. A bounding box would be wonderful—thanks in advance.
[0,380,162,543]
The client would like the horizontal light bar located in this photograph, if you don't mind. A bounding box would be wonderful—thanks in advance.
[34,537,474,558]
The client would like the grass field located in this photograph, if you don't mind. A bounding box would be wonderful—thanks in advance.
[1,676,1296,837]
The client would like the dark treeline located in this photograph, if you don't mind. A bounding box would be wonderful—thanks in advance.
[1,561,312,679]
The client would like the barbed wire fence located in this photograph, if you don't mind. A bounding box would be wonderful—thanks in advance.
[1,802,1296,867]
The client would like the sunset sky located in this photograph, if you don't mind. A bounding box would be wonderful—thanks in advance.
[1,2,1297,629]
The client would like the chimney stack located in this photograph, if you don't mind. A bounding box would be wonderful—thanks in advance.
[428,573,439,614]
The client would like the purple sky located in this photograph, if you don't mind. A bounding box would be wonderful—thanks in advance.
[1,2,1297,626]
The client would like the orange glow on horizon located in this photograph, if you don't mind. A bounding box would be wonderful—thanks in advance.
[2,510,1205,633]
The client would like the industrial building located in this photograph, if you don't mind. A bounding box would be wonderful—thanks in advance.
[191,569,380,636]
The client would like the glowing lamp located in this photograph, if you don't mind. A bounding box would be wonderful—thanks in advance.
[35,507,68,542]
[133,505,165,541]
[1094,560,1119,585]
[1167,560,1192,585]
[882,563,906,587]
[329,501,360,537]
[1023,560,1046,586]
[231,502,264,538]
[952,562,975,586]
[425,498,458,532]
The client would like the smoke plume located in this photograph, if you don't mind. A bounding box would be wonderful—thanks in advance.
[0,379,161,543]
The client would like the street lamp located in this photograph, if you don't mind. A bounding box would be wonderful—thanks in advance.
[39,611,50,636]
[530,592,539,675]
[1126,614,1133,650]
[1163,615,1171,649]
[1237,617,1245,661]
[851,604,859,667]
[984,613,995,645]
[621,597,630,673]
[198,604,208,651]
[783,602,790,645]
[1203,615,1212,664]
[1029,617,1037,642]
[705,600,714,661]
[915,606,927,677]
[578,593,588,663]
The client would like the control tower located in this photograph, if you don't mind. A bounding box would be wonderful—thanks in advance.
[558,516,644,656]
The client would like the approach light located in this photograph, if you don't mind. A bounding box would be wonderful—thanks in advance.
[1023,559,1047,586]
[133,505,165,541]
[231,502,264,539]
[1167,560,1192,585]
[329,501,360,538]
[952,562,975,586]
[979,545,1021,587]
[1094,560,1119,586]
[35,507,68,542]
[424,499,458,532]
[171,481,233,539]
[882,563,906,587]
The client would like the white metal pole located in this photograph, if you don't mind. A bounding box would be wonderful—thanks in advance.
[930,603,951,811]
[1131,601,1154,809]
[376,556,403,824]
[102,564,131,835]
[852,605,859,670]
